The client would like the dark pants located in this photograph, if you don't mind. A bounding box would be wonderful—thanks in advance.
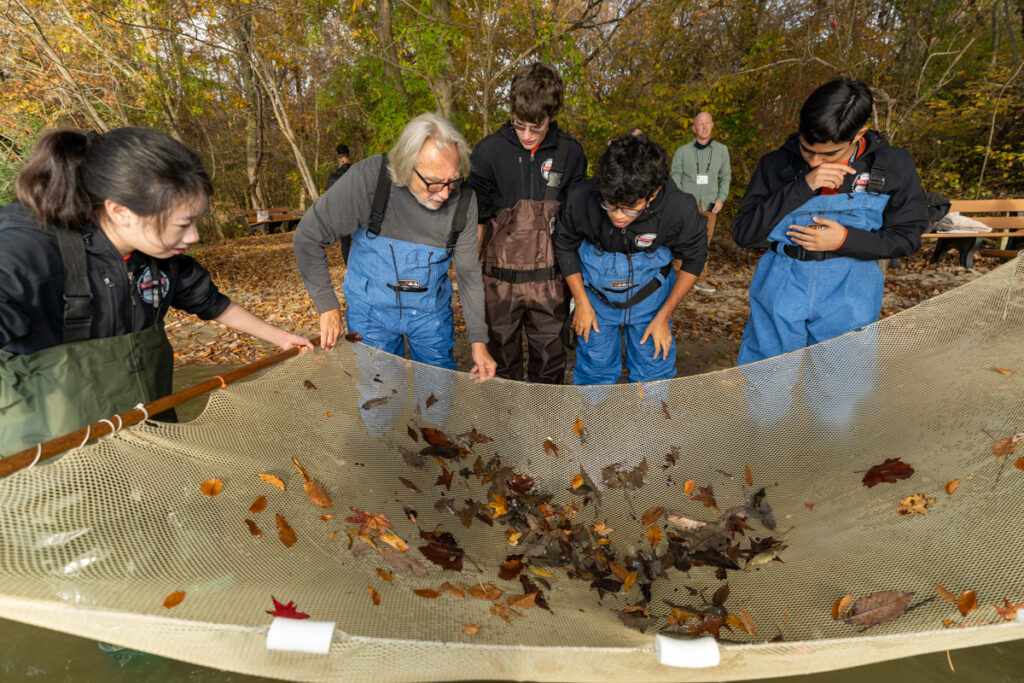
[484,276,569,383]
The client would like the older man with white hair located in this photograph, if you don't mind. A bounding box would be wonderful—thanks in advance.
[293,113,496,380]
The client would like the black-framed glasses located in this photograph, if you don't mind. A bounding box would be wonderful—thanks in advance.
[510,118,549,135]
[600,197,651,218]
[414,167,464,194]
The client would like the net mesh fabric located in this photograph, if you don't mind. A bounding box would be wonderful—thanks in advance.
[1,257,1022,682]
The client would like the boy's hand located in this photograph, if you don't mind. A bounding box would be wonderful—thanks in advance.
[573,302,600,344]
[786,216,847,252]
[639,315,673,360]
[805,164,857,191]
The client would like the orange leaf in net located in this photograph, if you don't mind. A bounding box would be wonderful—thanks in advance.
[163,591,186,608]
[200,478,223,497]
[573,417,587,443]
[831,594,853,620]
[543,439,559,458]
[256,473,286,490]
[440,582,465,598]
[461,623,481,635]
[329,531,339,542]
[683,479,696,495]
[249,496,267,514]
[936,584,956,603]
[467,583,503,601]
[646,524,663,548]
[244,519,262,538]
[570,474,583,490]
[414,589,442,599]
[994,598,1024,620]
[641,506,664,527]
[993,367,1014,375]
[804,503,815,510]
[368,586,381,606]
[623,570,638,593]
[945,480,959,495]
[690,485,718,509]
[739,608,758,636]
[321,515,334,521]
[1016,456,1024,471]
[275,514,297,547]
[303,480,334,508]
[957,590,978,616]
[508,593,537,610]
[744,464,754,486]
[376,568,393,583]
[993,438,1018,458]
[609,562,630,581]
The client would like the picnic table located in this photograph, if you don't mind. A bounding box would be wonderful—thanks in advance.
[240,207,305,236]
[923,199,1024,268]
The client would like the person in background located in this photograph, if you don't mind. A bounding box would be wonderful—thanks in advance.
[671,111,731,294]
[326,143,354,262]
[553,134,706,386]
[0,127,313,457]
[468,62,586,383]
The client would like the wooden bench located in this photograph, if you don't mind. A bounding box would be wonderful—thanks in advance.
[922,199,1024,268]
[240,207,305,236]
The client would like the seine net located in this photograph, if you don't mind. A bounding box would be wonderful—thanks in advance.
[0,257,1022,683]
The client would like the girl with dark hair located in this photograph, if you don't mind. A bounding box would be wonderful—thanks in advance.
[1,126,313,456]
[552,134,707,386]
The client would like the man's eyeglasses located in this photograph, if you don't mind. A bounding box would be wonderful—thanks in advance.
[600,197,651,218]
[414,168,464,194]
[511,119,548,135]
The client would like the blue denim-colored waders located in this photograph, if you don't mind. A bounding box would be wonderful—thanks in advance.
[572,241,676,386]
[738,191,890,426]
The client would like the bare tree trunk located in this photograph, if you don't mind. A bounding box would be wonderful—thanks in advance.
[229,10,268,208]
[431,0,456,116]
[377,0,410,103]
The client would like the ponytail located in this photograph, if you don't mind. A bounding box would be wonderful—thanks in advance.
[15,128,95,231]
[15,126,213,232]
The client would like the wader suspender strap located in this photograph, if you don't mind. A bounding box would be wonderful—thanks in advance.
[543,135,570,202]
[55,228,92,343]
[447,186,472,250]
[148,257,178,317]
[866,165,885,194]
[367,154,392,237]
[586,263,673,310]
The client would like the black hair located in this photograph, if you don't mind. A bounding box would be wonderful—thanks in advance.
[595,133,669,206]
[799,79,873,144]
[15,126,213,232]
[336,143,350,156]
[509,62,564,124]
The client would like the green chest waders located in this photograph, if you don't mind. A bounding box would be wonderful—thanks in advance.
[0,229,175,457]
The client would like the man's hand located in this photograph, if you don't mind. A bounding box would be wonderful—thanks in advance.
[469,342,497,383]
[318,308,345,351]
[804,163,857,192]
[787,216,848,252]
[573,300,600,344]
[711,200,724,214]
[639,314,673,360]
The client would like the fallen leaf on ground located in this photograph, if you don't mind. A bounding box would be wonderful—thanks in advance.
[275,514,297,547]
[945,480,959,495]
[1016,457,1024,470]
[601,459,648,490]
[367,586,381,606]
[897,493,934,516]
[957,590,978,616]
[244,519,262,538]
[617,604,653,632]
[489,599,524,624]
[303,480,334,508]
[499,556,525,580]
[571,473,583,490]
[842,591,913,626]
[257,473,286,490]
[163,591,185,608]
[862,458,915,487]
[267,596,309,619]
[831,594,853,620]
[249,496,267,514]
[200,478,223,497]
[461,623,480,635]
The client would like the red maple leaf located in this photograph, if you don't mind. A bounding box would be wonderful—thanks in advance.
[267,596,309,619]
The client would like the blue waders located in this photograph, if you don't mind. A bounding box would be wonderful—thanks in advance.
[738,191,890,425]
[573,242,676,386]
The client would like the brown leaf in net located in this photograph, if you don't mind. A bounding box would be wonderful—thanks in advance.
[744,464,754,486]
[993,367,1014,375]
[345,332,363,343]
[249,496,267,514]
[467,583,503,601]
[320,515,334,521]
[936,584,956,603]
[661,401,671,419]
[498,556,525,581]
[407,426,419,442]
[379,549,427,576]
[376,568,393,583]
[398,477,421,493]
[570,473,583,490]
[421,427,455,448]
[440,582,465,598]
[994,598,1024,620]
[414,589,442,599]
[200,478,223,497]
[862,458,915,487]
[712,583,730,606]
[244,519,262,538]
[831,594,853,620]
[163,591,185,608]
[257,473,286,491]
[1016,456,1024,470]
[367,585,381,606]
[726,614,745,631]
[641,506,664,527]
[623,571,637,593]
[573,417,588,444]
[683,479,696,494]
[993,437,1019,458]
[590,521,614,536]
[601,459,648,490]
[842,591,913,626]
[435,469,453,491]
[425,393,437,409]
[691,485,718,509]
[461,623,481,635]
[739,608,758,636]
[646,524,663,548]
[303,480,334,508]
[543,439,559,458]
[617,604,653,632]
[945,480,959,495]
[508,593,537,610]
[275,514,297,548]
[303,379,317,390]
[490,599,524,624]
[665,447,678,468]
[361,396,390,410]
[328,531,339,542]
[896,493,934,516]
[957,589,978,616]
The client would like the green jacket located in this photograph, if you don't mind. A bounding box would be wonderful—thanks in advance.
[670,139,731,210]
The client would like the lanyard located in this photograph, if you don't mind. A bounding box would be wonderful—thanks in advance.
[693,144,712,176]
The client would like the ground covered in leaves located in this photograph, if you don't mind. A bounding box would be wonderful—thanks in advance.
[166,232,1002,373]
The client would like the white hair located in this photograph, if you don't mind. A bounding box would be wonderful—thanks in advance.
[387,112,471,187]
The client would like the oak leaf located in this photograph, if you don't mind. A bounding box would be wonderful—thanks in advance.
[267,596,309,619]
[842,591,913,626]
[896,493,934,516]
[163,591,185,608]
[200,478,223,497]
[256,473,286,490]
[862,458,914,487]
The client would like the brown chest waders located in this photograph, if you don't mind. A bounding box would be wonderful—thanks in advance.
[480,138,570,384]
[0,228,175,457]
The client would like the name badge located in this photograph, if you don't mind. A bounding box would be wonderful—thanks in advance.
[696,174,709,185]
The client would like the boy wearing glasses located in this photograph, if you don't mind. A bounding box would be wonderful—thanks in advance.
[468,62,587,383]
[293,113,497,380]
[552,134,707,385]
